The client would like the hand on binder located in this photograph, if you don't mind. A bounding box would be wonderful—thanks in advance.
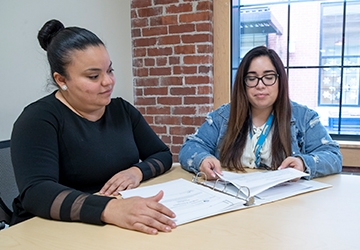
[199,157,223,180]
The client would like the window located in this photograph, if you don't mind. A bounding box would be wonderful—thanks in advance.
[232,0,360,138]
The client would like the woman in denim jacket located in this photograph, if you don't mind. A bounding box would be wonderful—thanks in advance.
[179,46,342,180]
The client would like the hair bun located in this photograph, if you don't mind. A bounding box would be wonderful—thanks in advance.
[37,19,65,51]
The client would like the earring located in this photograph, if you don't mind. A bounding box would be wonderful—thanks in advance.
[61,85,68,91]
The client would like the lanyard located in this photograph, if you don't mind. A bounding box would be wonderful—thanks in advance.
[249,113,274,167]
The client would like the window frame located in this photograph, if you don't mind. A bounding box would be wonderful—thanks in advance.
[225,0,360,140]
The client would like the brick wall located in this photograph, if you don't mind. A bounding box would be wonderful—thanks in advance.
[131,0,214,162]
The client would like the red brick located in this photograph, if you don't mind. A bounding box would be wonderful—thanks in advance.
[197,1,213,11]
[160,76,183,86]
[131,29,141,38]
[166,3,192,14]
[135,78,159,87]
[132,0,152,8]
[133,48,146,57]
[170,86,196,95]
[172,153,179,163]
[162,15,179,25]
[161,135,171,144]
[199,65,213,74]
[138,7,163,18]
[157,97,182,105]
[196,23,212,32]
[134,87,143,96]
[169,24,195,34]
[184,96,213,105]
[172,106,196,115]
[197,44,213,54]
[133,58,143,67]
[148,47,173,56]
[144,58,155,66]
[169,126,196,135]
[144,87,168,96]
[155,115,181,125]
[142,26,168,36]
[172,135,185,145]
[174,45,195,54]
[198,105,213,115]
[183,55,213,64]
[198,85,213,95]
[182,116,206,126]
[180,12,212,23]
[132,18,148,28]
[131,10,137,19]
[173,66,197,74]
[135,97,157,105]
[156,57,168,66]
[169,56,180,65]
[133,37,157,47]
[150,67,172,76]
[133,68,149,77]
[147,106,171,115]
[150,125,167,134]
[182,34,213,43]
[154,0,179,5]
[185,75,211,84]
[158,35,181,45]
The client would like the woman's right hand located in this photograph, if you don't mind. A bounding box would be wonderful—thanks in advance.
[199,157,223,180]
[101,191,176,235]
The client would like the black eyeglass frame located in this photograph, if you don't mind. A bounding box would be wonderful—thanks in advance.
[244,73,279,88]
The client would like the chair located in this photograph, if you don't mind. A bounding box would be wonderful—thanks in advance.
[0,140,19,230]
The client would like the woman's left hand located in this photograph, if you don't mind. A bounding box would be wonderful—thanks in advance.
[278,156,305,181]
[99,167,143,196]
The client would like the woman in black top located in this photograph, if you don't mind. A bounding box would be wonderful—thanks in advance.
[10,19,176,234]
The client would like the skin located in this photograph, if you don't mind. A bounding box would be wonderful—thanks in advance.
[53,45,176,234]
[200,56,305,180]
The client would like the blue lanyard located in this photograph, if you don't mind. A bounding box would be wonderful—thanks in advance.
[249,113,274,167]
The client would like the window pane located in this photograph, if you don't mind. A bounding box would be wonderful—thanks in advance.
[289,1,323,67]
[289,68,320,109]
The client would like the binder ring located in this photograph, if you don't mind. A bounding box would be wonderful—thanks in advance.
[192,171,255,206]
[192,171,207,183]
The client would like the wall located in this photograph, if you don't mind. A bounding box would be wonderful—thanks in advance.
[131,0,215,162]
[0,0,133,141]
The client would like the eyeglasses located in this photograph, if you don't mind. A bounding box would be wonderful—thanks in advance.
[244,73,279,88]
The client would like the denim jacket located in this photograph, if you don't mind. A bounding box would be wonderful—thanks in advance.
[179,101,342,179]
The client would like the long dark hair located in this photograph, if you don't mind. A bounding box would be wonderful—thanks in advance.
[37,19,104,86]
[219,46,292,171]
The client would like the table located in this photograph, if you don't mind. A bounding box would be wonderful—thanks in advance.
[1,164,359,250]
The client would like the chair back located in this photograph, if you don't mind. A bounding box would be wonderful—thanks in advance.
[0,140,19,228]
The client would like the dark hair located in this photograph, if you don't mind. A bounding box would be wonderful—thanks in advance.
[37,19,104,85]
[220,46,292,171]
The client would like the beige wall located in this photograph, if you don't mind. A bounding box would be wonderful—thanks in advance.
[0,0,133,141]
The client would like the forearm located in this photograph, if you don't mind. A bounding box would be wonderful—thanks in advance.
[136,150,172,181]
[294,148,342,179]
[21,181,113,225]
[179,142,215,173]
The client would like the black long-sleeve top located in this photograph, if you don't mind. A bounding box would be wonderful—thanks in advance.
[10,92,172,225]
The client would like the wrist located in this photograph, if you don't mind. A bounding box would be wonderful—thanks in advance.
[130,166,143,181]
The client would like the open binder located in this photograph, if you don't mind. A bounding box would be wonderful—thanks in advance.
[120,168,331,226]
[192,167,310,206]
